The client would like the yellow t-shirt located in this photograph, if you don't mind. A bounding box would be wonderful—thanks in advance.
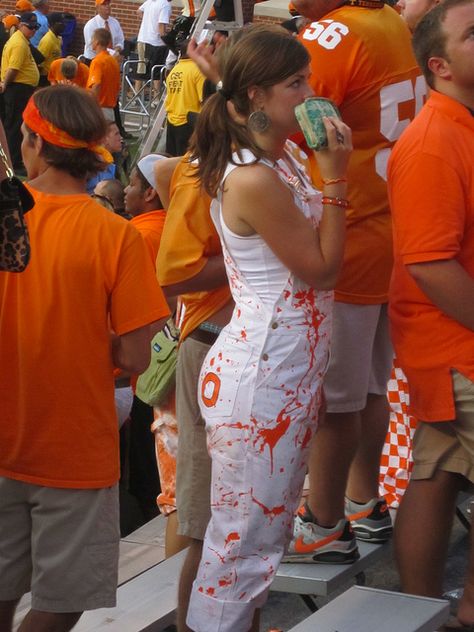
[1,29,39,86]
[165,59,205,126]
[38,30,62,75]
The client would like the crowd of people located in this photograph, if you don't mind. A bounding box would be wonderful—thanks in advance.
[0,0,473,631]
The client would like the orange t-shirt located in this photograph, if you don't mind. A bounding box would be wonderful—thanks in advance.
[0,189,170,489]
[130,209,167,264]
[299,5,423,303]
[388,91,474,422]
[156,158,231,341]
[87,50,120,108]
[48,57,90,87]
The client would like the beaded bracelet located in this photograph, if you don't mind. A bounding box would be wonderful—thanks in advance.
[321,196,350,208]
[322,177,347,185]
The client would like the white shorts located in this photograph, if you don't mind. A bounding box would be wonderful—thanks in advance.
[324,302,393,413]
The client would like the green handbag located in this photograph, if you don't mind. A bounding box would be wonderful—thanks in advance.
[135,318,179,407]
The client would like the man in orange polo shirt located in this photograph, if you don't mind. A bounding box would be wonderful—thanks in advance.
[87,27,120,121]
[388,0,474,625]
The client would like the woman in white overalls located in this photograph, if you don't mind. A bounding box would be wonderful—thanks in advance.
[186,25,352,632]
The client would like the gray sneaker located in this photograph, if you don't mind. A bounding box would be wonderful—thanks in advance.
[345,497,393,543]
[282,504,360,564]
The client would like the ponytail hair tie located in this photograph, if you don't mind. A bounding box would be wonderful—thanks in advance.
[216,80,231,100]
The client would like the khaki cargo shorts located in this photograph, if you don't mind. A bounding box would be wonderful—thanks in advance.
[0,479,120,612]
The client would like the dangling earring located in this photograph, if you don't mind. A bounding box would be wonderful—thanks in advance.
[247,109,271,133]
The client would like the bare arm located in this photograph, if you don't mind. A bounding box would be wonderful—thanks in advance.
[90,83,101,99]
[154,156,181,210]
[163,255,227,298]
[223,118,351,290]
[111,317,167,373]
[0,68,19,92]
[187,38,220,84]
[408,259,474,331]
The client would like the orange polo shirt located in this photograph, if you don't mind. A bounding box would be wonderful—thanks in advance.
[157,158,231,341]
[87,50,120,108]
[48,57,90,87]
[0,189,169,488]
[299,5,423,304]
[388,91,474,422]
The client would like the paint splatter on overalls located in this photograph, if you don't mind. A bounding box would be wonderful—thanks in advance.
[187,144,333,632]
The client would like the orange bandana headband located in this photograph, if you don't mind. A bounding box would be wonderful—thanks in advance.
[23,97,113,164]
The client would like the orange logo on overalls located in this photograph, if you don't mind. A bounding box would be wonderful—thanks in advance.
[201,372,221,407]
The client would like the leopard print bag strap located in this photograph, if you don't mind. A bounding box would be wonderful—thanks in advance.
[0,142,34,273]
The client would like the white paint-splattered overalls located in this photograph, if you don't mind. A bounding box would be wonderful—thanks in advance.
[187,143,333,632]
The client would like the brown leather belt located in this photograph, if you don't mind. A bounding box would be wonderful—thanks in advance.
[189,327,220,346]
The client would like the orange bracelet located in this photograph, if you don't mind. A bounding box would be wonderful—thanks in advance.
[322,177,347,185]
[321,196,349,208]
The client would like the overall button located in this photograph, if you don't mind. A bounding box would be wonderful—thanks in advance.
[271,322,278,329]
[262,353,269,361]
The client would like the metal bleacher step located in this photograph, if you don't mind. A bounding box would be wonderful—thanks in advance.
[74,548,186,631]
[287,585,450,632]
[272,540,390,597]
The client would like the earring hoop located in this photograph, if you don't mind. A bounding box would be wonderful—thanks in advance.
[247,110,271,134]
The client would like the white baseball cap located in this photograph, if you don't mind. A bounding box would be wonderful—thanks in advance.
[137,154,167,189]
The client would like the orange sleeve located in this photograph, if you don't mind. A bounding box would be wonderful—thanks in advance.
[389,152,465,266]
[157,162,215,286]
[77,63,90,88]
[48,59,60,83]
[87,55,103,90]
[110,227,169,335]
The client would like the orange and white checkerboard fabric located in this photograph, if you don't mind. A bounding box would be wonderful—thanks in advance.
[379,359,418,509]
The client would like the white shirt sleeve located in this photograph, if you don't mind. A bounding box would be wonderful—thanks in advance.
[83,17,97,58]
[158,2,172,25]
[111,17,125,51]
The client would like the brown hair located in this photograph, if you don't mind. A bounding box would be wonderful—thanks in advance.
[189,24,310,197]
[413,0,473,88]
[93,26,112,48]
[28,85,108,178]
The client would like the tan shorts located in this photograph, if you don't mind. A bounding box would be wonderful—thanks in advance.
[412,370,474,485]
[0,478,120,612]
[175,335,212,540]
[324,302,393,413]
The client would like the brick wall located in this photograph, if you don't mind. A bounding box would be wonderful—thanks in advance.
[2,0,277,56]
